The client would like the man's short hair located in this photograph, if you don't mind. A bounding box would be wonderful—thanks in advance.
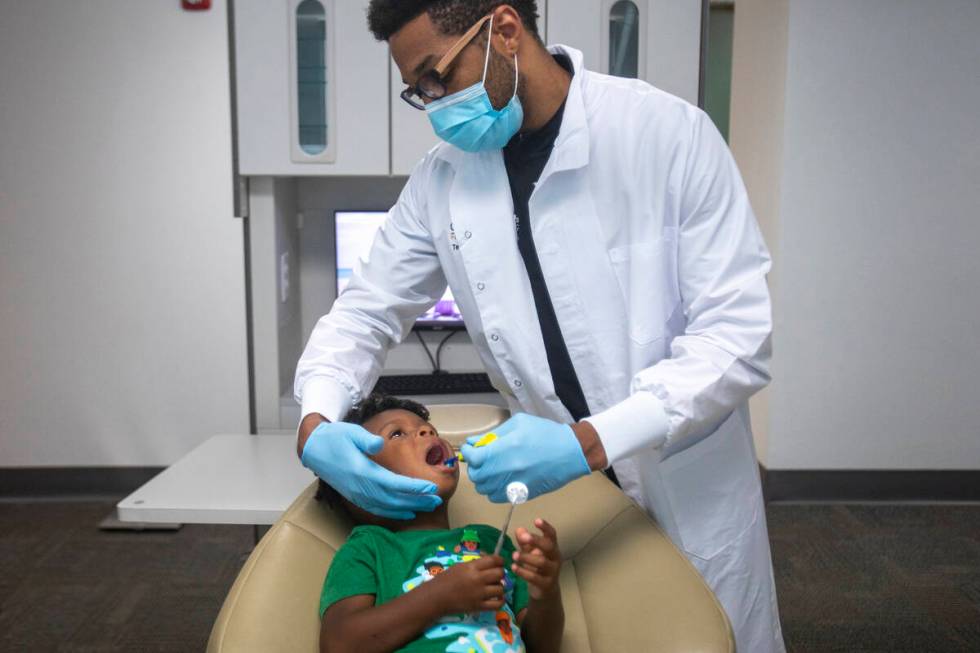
[366,0,541,42]
[314,392,430,509]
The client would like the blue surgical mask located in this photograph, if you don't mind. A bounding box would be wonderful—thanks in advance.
[425,15,523,152]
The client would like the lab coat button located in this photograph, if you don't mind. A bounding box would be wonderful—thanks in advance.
[464,230,472,239]
[477,282,486,291]
[490,334,500,342]
[514,379,523,388]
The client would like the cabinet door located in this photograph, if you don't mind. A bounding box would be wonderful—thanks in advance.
[549,0,702,106]
[644,0,702,105]
[390,56,439,176]
[390,6,548,176]
[235,0,389,175]
[547,0,603,72]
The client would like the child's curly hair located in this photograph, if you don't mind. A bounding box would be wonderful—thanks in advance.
[314,392,430,509]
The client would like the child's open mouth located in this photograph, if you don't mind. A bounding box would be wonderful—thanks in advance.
[424,441,452,467]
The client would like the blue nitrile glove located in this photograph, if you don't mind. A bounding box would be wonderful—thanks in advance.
[460,412,591,503]
[301,421,442,520]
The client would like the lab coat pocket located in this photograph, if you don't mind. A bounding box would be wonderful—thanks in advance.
[608,239,669,346]
[659,411,761,561]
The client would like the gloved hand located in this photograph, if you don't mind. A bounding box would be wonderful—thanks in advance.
[460,413,591,503]
[301,420,442,520]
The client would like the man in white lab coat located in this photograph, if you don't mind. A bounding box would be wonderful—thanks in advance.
[294,2,785,651]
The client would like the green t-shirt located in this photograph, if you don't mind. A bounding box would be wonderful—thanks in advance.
[320,523,529,653]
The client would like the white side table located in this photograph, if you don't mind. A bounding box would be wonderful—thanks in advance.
[116,434,313,525]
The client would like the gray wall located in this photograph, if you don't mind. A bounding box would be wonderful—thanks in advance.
[732,0,980,470]
[248,177,305,431]
[0,1,250,465]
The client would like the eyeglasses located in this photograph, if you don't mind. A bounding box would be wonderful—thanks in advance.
[400,13,493,110]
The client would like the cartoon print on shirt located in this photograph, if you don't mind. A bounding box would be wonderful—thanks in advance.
[401,533,524,653]
[454,528,483,559]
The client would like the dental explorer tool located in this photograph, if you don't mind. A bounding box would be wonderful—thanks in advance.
[493,482,529,557]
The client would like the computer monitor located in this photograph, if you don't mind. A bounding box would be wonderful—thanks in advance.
[335,210,465,330]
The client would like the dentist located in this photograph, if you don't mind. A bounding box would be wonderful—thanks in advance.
[294,2,785,651]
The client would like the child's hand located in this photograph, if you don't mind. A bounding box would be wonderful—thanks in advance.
[433,555,506,614]
[511,518,562,600]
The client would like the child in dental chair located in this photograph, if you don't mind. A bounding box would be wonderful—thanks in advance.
[314,393,564,653]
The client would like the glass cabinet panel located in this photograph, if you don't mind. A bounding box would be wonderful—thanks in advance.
[609,0,640,78]
[296,0,327,155]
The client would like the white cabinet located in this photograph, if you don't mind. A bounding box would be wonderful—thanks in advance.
[234,0,390,175]
[390,57,439,176]
[549,0,703,105]
[233,1,702,177]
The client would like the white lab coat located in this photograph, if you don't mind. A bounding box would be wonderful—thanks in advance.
[295,45,785,652]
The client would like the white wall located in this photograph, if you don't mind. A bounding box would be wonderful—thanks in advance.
[731,0,790,466]
[732,0,980,470]
[0,1,249,466]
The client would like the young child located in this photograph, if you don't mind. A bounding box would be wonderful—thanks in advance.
[315,393,564,653]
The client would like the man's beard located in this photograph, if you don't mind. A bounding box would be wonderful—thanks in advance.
[485,48,521,110]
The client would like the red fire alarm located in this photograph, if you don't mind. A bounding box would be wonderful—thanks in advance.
[182,0,211,10]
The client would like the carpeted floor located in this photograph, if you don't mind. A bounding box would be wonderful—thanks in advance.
[768,503,980,652]
[0,500,253,652]
[0,500,977,652]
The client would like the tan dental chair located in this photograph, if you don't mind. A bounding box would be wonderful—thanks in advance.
[208,404,734,652]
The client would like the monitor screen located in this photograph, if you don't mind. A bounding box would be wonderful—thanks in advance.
[335,210,465,330]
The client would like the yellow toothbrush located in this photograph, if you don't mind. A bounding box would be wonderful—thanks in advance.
[447,432,497,466]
